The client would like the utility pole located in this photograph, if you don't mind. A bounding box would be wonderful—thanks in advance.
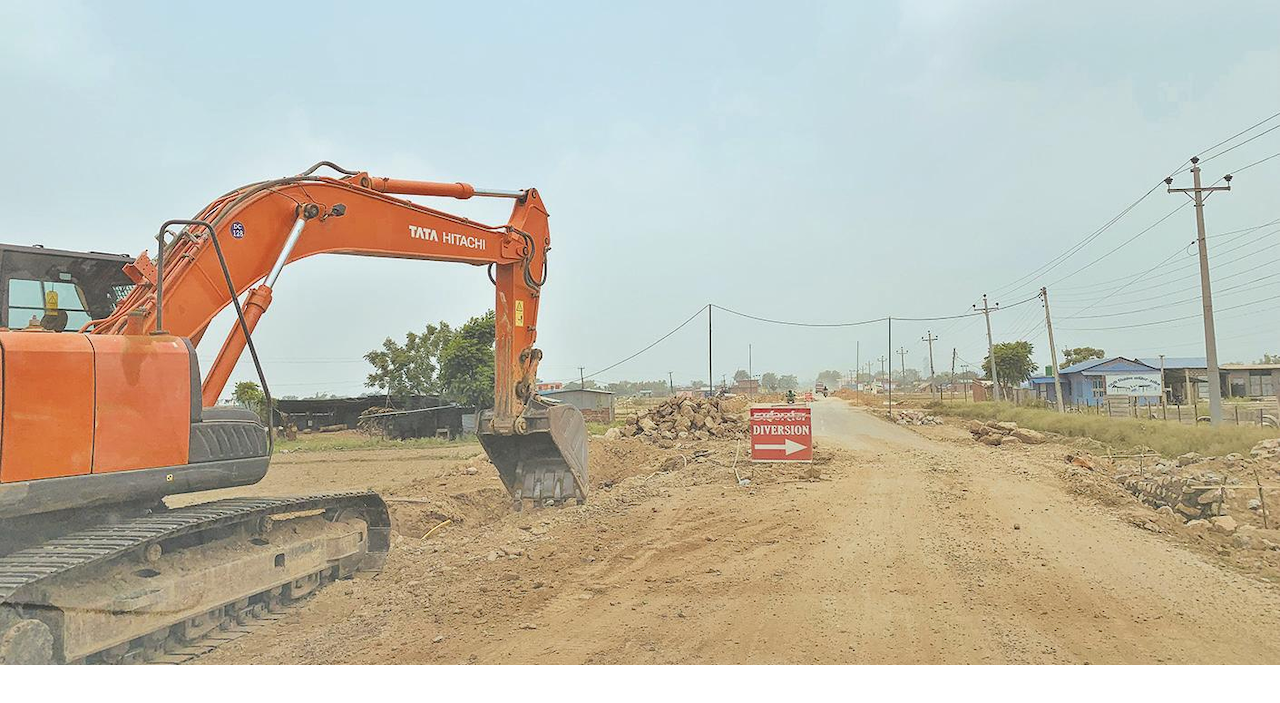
[950,348,957,401]
[748,343,753,379]
[1040,287,1065,413]
[856,341,860,390]
[887,316,892,415]
[578,366,585,390]
[668,371,674,396]
[1167,157,1232,425]
[974,294,1001,401]
[1159,355,1166,409]
[707,305,713,399]
[921,331,938,396]
[878,356,887,385]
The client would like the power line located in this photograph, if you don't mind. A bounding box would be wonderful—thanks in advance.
[1058,272,1280,320]
[710,304,886,327]
[990,111,1280,298]
[575,304,709,382]
[1229,150,1280,174]
[1053,225,1280,315]
[1058,259,1280,312]
[1199,121,1280,165]
[1044,200,1191,288]
[1057,291,1280,332]
[1191,110,1280,162]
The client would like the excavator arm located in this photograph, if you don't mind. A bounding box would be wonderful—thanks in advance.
[92,167,546,418]
[89,163,586,506]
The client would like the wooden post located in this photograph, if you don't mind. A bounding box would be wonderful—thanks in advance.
[1252,467,1271,530]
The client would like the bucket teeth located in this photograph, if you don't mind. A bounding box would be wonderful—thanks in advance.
[479,397,589,508]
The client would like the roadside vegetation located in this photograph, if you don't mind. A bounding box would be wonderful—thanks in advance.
[273,431,477,454]
[931,401,1278,458]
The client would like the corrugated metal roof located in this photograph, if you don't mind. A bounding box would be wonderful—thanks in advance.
[1138,357,1206,370]
[1060,357,1158,375]
[1058,357,1109,375]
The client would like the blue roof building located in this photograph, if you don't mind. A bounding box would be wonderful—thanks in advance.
[1029,357,1163,407]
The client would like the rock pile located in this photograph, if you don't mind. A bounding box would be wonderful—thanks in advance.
[967,420,1045,447]
[894,410,942,426]
[1250,438,1280,462]
[621,397,747,443]
[1115,462,1239,521]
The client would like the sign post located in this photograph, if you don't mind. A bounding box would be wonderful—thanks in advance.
[750,405,813,463]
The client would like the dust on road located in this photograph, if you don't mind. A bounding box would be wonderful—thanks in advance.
[198,399,1280,664]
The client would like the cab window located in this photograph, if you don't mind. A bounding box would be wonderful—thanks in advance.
[7,278,92,330]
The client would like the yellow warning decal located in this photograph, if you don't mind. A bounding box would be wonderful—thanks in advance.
[515,300,525,327]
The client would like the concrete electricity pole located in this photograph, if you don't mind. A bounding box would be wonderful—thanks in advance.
[748,344,753,379]
[878,356,887,386]
[578,366,586,390]
[921,331,938,396]
[668,371,674,395]
[974,294,1001,401]
[1040,287,1065,413]
[1167,157,1232,425]
[896,346,909,381]
[1159,355,1166,408]
[950,347,957,400]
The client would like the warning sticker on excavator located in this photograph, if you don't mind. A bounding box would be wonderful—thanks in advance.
[515,300,525,327]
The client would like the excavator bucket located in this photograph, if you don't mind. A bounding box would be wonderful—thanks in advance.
[479,396,589,508]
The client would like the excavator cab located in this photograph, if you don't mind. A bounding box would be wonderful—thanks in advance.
[0,244,134,331]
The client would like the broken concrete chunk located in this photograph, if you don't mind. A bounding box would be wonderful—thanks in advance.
[1209,515,1238,534]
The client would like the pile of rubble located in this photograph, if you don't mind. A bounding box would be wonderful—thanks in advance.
[894,409,942,426]
[967,420,1045,447]
[1251,438,1280,462]
[619,397,747,443]
[1115,462,1238,521]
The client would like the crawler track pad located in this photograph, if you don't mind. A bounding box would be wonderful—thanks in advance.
[479,401,589,506]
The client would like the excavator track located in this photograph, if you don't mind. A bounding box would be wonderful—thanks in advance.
[0,491,390,664]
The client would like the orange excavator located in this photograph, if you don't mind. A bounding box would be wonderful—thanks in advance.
[0,162,588,664]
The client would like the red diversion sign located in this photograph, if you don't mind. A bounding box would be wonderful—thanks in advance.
[749,406,813,463]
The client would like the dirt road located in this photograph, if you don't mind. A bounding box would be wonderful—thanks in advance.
[201,400,1280,664]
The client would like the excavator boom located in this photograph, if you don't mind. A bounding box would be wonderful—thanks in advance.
[85,163,588,505]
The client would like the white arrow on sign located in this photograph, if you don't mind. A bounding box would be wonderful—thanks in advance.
[755,438,806,455]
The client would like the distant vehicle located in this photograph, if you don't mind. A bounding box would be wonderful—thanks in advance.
[813,383,829,397]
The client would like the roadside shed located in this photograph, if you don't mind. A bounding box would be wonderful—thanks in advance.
[540,388,616,423]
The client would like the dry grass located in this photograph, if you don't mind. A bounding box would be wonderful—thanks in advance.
[274,431,477,454]
[932,401,1278,458]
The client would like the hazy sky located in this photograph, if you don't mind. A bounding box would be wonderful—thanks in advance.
[3,1,1279,396]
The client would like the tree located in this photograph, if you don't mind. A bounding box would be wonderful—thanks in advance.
[983,341,1036,389]
[760,372,780,391]
[1257,353,1280,364]
[364,322,450,402]
[778,374,799,391]
[733,369,750,383]
[232,381,265,420]
[1062,347,1105,367]
[815,369,843,388]
[437,310,496,409]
